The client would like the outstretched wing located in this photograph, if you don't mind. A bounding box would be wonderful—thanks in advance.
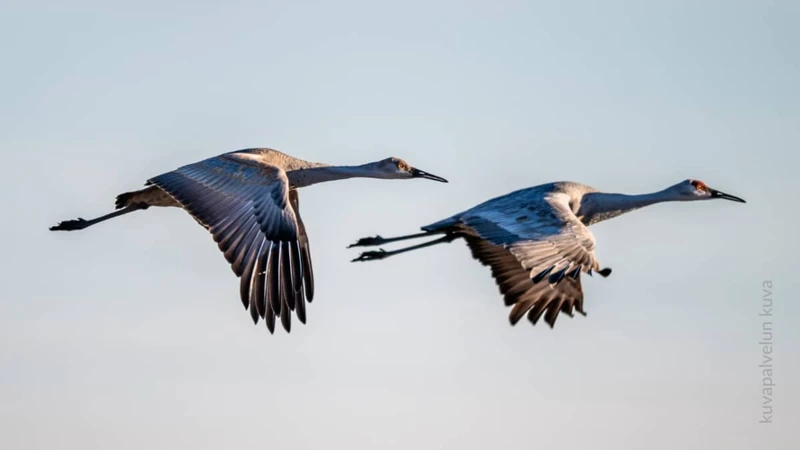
[458,192,609,327]
[148,153,313,333]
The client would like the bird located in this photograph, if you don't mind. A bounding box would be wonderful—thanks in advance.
[350,179,745,328]
[50,147,448,333]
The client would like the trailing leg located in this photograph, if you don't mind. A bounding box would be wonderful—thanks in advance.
[348,230,443,248]
[351,233,458,262]
[50,204,147,231]
[50,185,177,232]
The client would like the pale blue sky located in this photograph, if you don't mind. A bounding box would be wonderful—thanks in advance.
[1,1,797,449]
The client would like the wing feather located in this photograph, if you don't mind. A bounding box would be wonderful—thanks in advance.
[148,153,314,333]
[289,190,315,303]
[252,241,269,319]
[458,190,608,328]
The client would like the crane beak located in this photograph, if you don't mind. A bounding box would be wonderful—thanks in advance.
[709,188,746,203]
[410,168,448,183]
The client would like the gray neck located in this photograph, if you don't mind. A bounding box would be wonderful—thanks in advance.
[287,164,379,188]
[579,189,675,225]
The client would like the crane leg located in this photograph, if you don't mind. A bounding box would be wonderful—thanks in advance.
[50,204,147,231]
[351,234,458,262]
[348,230,442,248]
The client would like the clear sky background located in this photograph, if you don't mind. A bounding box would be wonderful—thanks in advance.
[1,1,797,449]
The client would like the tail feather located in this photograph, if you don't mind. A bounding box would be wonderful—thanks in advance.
[115,185,177,209]
[115,191,136,209]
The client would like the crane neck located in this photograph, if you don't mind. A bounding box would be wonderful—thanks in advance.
[287,163,382,188]
[579,188,676,225]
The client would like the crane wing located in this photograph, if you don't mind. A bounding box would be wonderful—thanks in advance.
[147,153,313,333]
[459,192,609,327]
[464,236,587,327]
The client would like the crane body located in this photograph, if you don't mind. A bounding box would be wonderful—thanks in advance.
[351,180,745,328]
[51,148,447,333]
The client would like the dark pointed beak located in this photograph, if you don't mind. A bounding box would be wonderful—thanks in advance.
[709,188,746,203]
[410,168,448,183]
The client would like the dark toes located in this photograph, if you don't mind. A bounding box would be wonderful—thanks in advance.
[348,235,384,248]
[351,249,387,262]
[50,218,87,231]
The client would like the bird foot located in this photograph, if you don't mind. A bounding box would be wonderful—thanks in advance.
[351,249,388,262]
[50,218,88,231]
[348,235,386,248]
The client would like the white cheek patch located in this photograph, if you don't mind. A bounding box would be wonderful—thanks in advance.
[696,189,711,198]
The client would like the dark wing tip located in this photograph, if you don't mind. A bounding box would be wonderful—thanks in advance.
[250,305,259,324]
[280,304,291,333]
[544,303,560,328]
[265,304,276,334]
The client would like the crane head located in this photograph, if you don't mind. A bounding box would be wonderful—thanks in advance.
[375,157,448,183]
[675,179,746,203]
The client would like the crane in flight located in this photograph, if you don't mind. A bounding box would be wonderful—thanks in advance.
[50,148,447,333]
[350,179,745,328]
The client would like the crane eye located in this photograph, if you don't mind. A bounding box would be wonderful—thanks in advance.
[396,162,407,171]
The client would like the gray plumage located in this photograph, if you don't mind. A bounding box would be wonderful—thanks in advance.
[51,148,447,334]
[351,179,745,329]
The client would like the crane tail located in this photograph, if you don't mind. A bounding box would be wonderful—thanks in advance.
[115,191,136,209]
[116,185,177,209]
